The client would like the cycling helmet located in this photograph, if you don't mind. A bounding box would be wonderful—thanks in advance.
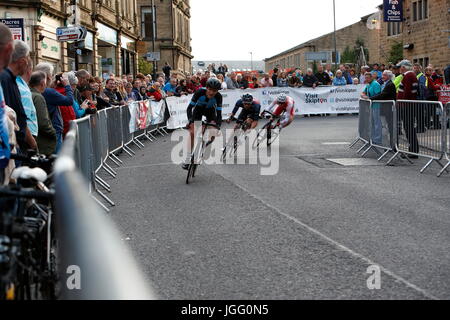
[206,78,222,90]
[277,93,287,103]
[242,93,254,104]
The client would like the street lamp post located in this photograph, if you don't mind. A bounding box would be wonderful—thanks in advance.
[333,0,338,72]
[250,52,253,71]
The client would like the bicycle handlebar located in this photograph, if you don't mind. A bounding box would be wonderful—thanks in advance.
[261,110,280,118]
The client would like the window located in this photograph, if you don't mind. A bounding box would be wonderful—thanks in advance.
[141,7,156,40]
[412,0,428,22]
[413,57,429,69]
[387,22,402,36]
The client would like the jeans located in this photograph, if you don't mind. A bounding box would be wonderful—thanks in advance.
[55,132,63,154]
[371,107,382,145]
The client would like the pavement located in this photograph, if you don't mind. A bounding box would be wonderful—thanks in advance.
[102,115,450,300]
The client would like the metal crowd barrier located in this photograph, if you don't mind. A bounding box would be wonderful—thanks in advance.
[351,99,450,177]
[68,99,170,211]
[55,125,156,300]
[438,103,450,177]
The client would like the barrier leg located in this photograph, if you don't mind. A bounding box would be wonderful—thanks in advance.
[91,195,110,212]
[386,151,400,166]
[144,133,154,142]
[438,161,450,177]
[107,155,122,167]
[95,176,112,192]
[420,159,434,174]
[134,137,145,148]
[110,153,124,164]
[360,145,373,157]
[160,127,169,135]
[102,164,117,178]
[357,142,369,154]
[349,138,361,149]
[103,162,117,175]
[96,189,115,207]
[147,131,157,140]
[377,149,392,161]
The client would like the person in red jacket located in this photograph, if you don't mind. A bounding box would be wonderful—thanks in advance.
[425,66,442,129]
[147,82,163,101]
[187,76,202,94]
[54,73,76,138]
[397,60,419,156]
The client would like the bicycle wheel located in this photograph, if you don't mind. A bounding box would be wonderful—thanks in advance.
[186,156,195,185]
[252,123,270,150]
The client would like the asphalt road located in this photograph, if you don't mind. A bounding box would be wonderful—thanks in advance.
[104,115,450,300]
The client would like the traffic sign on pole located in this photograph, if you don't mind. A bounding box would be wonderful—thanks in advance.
[56,26,87,42]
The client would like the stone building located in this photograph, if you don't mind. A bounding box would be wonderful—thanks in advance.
[136,0,193,77]
[0,0,140,77]
[378,0,450,69]
[264,16,377,72]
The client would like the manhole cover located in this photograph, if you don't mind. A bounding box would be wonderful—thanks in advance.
[326,158,384,166]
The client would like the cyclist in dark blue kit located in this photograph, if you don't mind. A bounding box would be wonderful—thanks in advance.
[182,78,223,170]
[227,93,261,131]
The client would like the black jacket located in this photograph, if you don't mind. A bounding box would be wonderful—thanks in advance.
[370,80,397,101]
[315,72,332,85]
[302,74,319,87]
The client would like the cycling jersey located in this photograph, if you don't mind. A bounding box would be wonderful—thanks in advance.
[232,99,261,121]
[267,96,295,126]
[187,88,223,126]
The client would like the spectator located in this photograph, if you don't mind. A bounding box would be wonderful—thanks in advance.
[225,72,239,90]
[338,65,351,84]
[217,63,226,76]
[325,64,334,79]
[444,65,450,84]
[90,79,110,110]
[431,68,444,87]
[66,71,87,119]
[200,71,210,87]
[104,79,123,106]
[164,77,178,96]
[75,69,90,102]
[29,71,56,156]
[332,70,347,86]
[361,72,382,145]
[54,73,77,138]
[260,74,274,87]
[147,82,164,101]
[359,66,369,84]
[163,62,172,81]
[187,75,202,93]
[272,68,279,87]
[302,69,319,88]
[157,76,165,87]
[0,40,34,152]
[78,84,98,113]
[117,80,128,102]
[414,63,428,100]
[175,79,188,96]
[35,62,74,153]
[249,76,261,89]
[372,63,383,79]
[397,60,419,157]
[16,57,38,148]
[216,74,227,90]
[315,65,332,86]
[0,23,14,180]
[424,66,442,129]
[369,70,397,149]
[124,82,134,102]
[277,72,288,87]
[238,74,249,89]
[349,68,356,80]
[131,79,143,101]
[353,78,360,85]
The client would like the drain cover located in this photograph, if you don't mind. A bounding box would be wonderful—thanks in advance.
[326,158,384,166]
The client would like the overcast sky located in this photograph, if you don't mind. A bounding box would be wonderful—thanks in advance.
[190,0,382,61]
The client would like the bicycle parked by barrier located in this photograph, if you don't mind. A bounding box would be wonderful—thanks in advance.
[221,117,252,161]
[0,153,58,300]
[186,122,220,185]
[253,110,282,149]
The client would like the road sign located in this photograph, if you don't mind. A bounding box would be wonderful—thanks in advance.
[56,26,87,42]
[145,52,161,61]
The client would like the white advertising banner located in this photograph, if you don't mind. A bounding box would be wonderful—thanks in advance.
[149,100,166,125]
[163,85,365,129]
[166,95,193,129]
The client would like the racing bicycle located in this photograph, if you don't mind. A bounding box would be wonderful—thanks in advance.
[221,117,252,162]
[253,110,282,149]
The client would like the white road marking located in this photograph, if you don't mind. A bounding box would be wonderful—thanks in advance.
[211,170,439,300]
[322,142,350,145]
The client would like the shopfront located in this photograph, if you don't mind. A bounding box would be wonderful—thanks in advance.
[120,35,136,76]
[68,30,95,74]
[97,22,118,79]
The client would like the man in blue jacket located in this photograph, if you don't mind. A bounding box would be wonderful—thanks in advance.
[35,63,74,154]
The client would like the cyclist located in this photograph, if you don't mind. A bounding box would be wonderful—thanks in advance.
[182,78,223,170]
[227,93,261,131]
[263,93,295,129]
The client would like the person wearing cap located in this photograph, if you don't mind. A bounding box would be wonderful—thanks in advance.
[397,59,419,157]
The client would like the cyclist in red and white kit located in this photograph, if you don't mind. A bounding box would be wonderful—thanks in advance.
[263,93,295,128]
